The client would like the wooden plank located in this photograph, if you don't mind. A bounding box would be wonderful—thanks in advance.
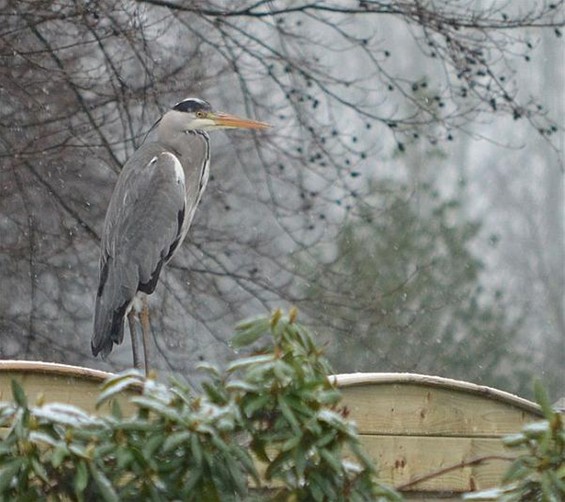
[0,361,137,415]
[358,434,513,492]
[253,435,512,495]
[334,373,540,415]
[0,371,106,413]
[337,377,541,437]
[0,360,114,381]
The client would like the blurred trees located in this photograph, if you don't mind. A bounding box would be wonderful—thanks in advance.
[0,1,562,396]
[296,176,530,394]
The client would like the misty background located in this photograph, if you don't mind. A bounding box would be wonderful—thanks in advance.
[1,0,563,400]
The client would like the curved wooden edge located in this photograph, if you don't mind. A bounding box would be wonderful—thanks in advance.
[0,362,542,417]
[0,360,114,383]
[331,372,542,417]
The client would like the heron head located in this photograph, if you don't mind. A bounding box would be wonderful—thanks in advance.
[169,97,270,132]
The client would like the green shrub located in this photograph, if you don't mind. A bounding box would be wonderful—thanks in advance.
[465,381,564,501]
[0,309,400,501]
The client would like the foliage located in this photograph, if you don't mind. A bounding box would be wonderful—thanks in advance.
[297,177,529,395]
[0,309,400,501]
[465,381,565,501]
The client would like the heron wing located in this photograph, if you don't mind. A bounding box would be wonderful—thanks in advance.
[92,146,186,357]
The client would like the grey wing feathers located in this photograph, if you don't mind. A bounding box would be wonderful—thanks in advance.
[92,148,186,357]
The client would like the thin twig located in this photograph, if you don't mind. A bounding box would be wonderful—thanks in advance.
[396,454,516,490]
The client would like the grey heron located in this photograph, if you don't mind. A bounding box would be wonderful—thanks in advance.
[92,98,269,372]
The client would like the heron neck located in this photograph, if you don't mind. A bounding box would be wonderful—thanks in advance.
[157,113,210,154]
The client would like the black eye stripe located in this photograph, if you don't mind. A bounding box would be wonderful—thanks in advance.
[173,98,212,113]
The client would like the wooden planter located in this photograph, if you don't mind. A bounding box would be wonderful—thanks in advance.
[0,362,542,499]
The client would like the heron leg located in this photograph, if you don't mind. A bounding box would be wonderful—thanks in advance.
[140,295,152,375]
[127,309,142,370]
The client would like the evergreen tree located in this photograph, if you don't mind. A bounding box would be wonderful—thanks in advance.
[297,179,530,396]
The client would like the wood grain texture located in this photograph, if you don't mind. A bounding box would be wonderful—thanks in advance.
[358,435,515,491]
[335,373,541,436]
[332,373,542,498]
[0,360,137,414]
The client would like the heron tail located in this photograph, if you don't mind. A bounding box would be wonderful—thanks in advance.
[92,260,131,358]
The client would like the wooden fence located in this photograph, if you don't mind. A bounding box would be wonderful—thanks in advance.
[0,361,543,500]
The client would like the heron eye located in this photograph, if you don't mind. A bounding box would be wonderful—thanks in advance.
[196,111,206,118]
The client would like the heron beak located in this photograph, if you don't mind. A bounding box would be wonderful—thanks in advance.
[211,112,270,130]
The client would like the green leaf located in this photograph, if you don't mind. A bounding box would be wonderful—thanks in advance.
[541,470,561,502]
[277,395,301,435]
[110,399,123,419]
[534,379,554,419]
[316,388,342,406]
[223,453,248,495]
[0,458,24,492]
[0,442,13,456]
[348,437,373,469]
[31,457,49,483]
[319,448,342,474]
[230,318,270,348]
[74,460,89,495]
[201,382,227,404]
[143,433,165,458]
[89,462,119,502]
[273,360,294,385]
[115,447,134,471]
[130,396,180,421]
[210,433,231,455]
[225,380,259,394]
[373,481,404,502]
[309,477,325,501]
[34,403,97,427]
[242,393,272,417]
[51,443,69,468]
[294,443,307,479]
[28,431,58,447]
[270,310,283,330]
[503,432,526,447]
[162,431,192,453]
[68,443,89,459]
[196,362,221,378]
[315,430,338,449]
[235,315,268,332]
[97,371,144,408]
[548,469,565,492]
[281,435,302,452]
[501,458,531,483]
[317,409,347,429]
[231,446,260,484]
[11,380,27,408]
[286,394,315,418]
[265,450,292,481]
[522,420,550,438]
[190,434,203,467]
[181,469,202,498]
[226,354,275,372]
